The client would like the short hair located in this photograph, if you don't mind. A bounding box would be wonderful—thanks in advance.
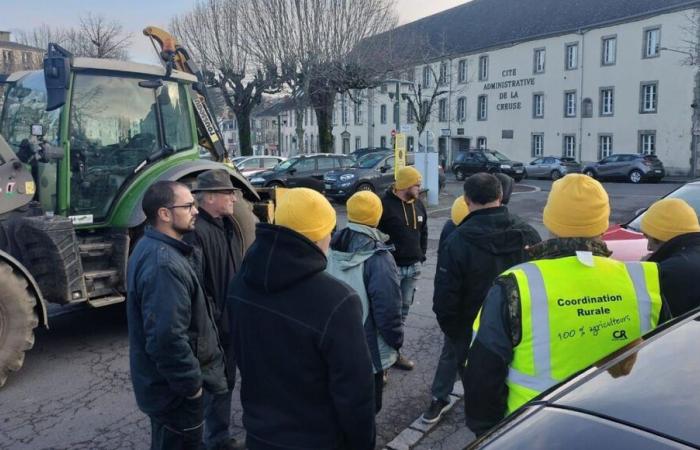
[142,180,188,226]
[463,173,503,205]
[494,173,514,205]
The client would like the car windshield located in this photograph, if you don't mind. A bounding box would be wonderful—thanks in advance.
[627,184,700,232]
[354,152,386,168]
[275,158,297,171]
[490,151,512,162]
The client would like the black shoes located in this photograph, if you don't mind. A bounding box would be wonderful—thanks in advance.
[421,398,451,424]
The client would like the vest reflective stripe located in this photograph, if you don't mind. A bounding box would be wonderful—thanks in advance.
[504,256,661,414]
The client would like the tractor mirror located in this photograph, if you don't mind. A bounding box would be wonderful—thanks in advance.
[44,43,72,112]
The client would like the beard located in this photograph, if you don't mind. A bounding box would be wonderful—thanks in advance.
[173,217,196,236]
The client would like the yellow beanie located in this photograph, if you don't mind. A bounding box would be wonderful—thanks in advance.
[274,187,336,242]
[347,191,383,227]
[451,196,470,225]
[395,166,422,190]
[641,198,700,242]
[543,174,610,238]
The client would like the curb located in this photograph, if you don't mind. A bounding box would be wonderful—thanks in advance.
[383,381,464,450]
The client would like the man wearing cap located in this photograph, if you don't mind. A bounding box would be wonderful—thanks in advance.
[642,198,700,317]
[463,174,668,436]
[425,173,540,424]
[378,166,428,370]
[327,191,403,413]
[184,169,245,450]
[227,187,376,450]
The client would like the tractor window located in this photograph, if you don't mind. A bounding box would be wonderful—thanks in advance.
[69,74,160,221]
[159,82,193,151]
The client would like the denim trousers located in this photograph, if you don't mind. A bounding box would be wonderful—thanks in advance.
[149,396,204,450]
[430,333,470,402]
[398,262,421,323]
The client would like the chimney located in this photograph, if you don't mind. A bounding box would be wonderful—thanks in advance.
[0,31,10,42]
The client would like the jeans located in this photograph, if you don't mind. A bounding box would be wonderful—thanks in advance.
[203,389,233,449]
[430,334,470,402]
[150,396,204,450]
[398,262,421,324]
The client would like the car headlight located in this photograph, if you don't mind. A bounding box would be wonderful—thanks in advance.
[250,177,266,183]
[339,174,355,182]
[500,164,511,169]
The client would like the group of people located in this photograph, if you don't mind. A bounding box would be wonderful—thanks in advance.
[126,163,700,450]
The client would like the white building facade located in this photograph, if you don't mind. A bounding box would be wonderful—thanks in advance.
[280,2,700,175]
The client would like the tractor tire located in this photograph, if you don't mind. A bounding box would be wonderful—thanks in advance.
[0,260,39,388]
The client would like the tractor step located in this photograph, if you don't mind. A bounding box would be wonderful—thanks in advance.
[79,242,114,257]
[83,269,119,281]
[87,295,125,308]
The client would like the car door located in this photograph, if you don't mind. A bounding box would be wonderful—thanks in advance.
[528,158,544,177]
[463,152,483,174]
[614,155,636,177]
[377,156,395,190]
[596,155,619,178]
[286,157,317,188]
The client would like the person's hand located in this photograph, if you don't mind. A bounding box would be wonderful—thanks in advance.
[186,387,203,400]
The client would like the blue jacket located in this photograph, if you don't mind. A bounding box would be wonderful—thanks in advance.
[127,228,227,416]
[328,224,403,372]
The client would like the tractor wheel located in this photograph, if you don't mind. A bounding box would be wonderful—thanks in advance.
[0,261,38,387]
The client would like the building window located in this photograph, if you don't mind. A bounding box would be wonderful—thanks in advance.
[355,136,361,150]
[423,66,432,88]
[341,95,348,125]
[458,59,467,83]
[379,83,387,94]
[380,104,387,124]
[393,102,399,125]
[600,88,614,116]
[533,93,544,118]
[565,43,578,70]
[640,82,658,113]
[479,55,489,81]
[438,98,447,122]
[304,109,308,126]
[380,136,387,148]
[354,101,362,125]
[564,91,577,117]
[439,61,448,85]
[407,136,414,151]
[406,68,415,83]
[310,109,315,126]
[644,27,661,58]
[421,100,430,121]
[407,103,415,123]
[457,97,466,122]
[477,95,487,121]
[533,48,545,74]
[477,137,487,149]
[602,36,617,65]
[599,135,613,159]
[532,133,544,157]
[563,135,576,158]
[639,131,656,154]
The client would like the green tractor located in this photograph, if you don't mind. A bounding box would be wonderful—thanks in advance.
[0,42,265,387]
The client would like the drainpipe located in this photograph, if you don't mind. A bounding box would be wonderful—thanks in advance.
[578,28,587,163]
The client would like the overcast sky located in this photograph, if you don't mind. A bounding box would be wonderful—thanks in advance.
[1,0,468,63]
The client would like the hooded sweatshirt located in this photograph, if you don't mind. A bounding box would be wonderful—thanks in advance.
[378,188,428,266]
[432,206,541,340]
[227,223,376,450]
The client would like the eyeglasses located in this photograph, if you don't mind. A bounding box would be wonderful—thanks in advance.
[166,202,197,212]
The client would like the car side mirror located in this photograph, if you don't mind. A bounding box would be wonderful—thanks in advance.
[379,165,389,173]
[288,168,296,175]
[530,161,536,165]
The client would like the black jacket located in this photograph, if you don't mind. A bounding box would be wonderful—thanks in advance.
[647,232,700,317]
[378,189,428,266]
[126,228,227,416]
[185,209,244,387]
[433,206,541,340]
[227,224,376,450]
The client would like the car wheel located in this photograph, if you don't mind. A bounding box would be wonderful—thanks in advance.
[584,169,596,178]
[266,180,284,188]
[513,176,523,183]
[521,169,528,179]
[629,170,643,184]
[356,182,375,193]
[455,169,466,181]
[551,170,562,181]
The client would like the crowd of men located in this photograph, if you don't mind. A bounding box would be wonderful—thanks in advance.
[126,166,700,450]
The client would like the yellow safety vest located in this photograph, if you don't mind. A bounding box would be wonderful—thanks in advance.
[474,255,662,415]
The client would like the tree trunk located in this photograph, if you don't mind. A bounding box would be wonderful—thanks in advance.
[235,110,253,156]
[295,109,305,154]
[311,89,336,153]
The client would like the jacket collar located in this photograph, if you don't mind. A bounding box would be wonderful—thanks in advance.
[145,227,193,255]
[528,237,611,261]
[347,222,391,243]
[647,232,700,262]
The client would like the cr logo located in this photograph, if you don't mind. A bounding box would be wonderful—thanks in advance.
[612,330,628,340]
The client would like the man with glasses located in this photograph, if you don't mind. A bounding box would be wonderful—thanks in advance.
[127,180,227,450]
[185,170,245,450]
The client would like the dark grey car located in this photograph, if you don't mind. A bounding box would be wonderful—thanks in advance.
[582,154,665,183]
[526,156,581,180]
[249,154,353,192]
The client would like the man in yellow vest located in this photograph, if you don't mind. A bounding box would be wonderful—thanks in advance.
[463,174,669,436]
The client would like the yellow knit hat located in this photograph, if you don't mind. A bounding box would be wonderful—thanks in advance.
[274,187,336,242]
[451,196,470,225]
[395,166,422,190]
[543,174,610,238]
[641,198,700,242]
[347,191,383,227]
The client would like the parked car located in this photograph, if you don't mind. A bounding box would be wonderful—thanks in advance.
[582,154,665,183]
[249,154,353,191]
[235,156,286,178]
[603,179,700,261]
[525,156,581,180]
[468,309,700,449]
[451,149,525,182]
[324,151,446,202]
[349,147,393,160]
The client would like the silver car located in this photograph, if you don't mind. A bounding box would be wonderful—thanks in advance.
[582,154,665,184]
[525,156,582,180]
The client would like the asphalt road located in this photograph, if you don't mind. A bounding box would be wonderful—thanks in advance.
[0,177,683,450]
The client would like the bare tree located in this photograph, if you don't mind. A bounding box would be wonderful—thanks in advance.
[240,0,398,153]
[171,0,281,156]
[13,24,67,50]
[403,65,449,150]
